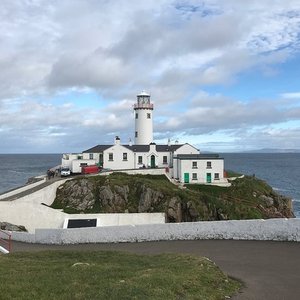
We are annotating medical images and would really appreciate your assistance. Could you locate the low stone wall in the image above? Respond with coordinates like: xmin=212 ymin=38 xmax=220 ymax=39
xmin=98 ymin=168 xmax=166 ymax=176
xmin=10 ymin=231 xmax=36 ymax=243
xmin=6 ymin=218 xmax=300 ymax=244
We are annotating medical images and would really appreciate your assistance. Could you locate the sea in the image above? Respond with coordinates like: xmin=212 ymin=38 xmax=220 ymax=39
xmin=0 ymin=153 xmax=299 ymax=218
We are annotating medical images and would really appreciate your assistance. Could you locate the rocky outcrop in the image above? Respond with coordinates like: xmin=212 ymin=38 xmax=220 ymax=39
xmin=52 ymin=174 xmax=295 ymax=221
xmin=258 ymin=193 xmax=294 ymax=218
xmin=138 ymin=186 xmax=164 ymax=212
xmin=54 ymin=177 xmax=200 ymax=221
xmin=56 ymin=179 xmax=95 ymax=211
xmin=98 ymin=185 xmax=129 ymax=212
xmin=0 ymin=222 xmax=27 ymax=232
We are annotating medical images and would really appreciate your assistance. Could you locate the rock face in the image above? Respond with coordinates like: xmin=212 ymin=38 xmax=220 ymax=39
xmin=98 ymin=185 xmax=129 ymax=212
xmin=258 ymin=193 xmax=294 ymax=218
xmin=0 ymin=222 xmax=27 ymax=232
xmin=56 ymin=179 xmax=95 ymax=211
xmin=138 ymin=186 xmax=164 ymax=212
xmin=52 ymin=174 xmax=295 ymax=221
xmin=54 ymin=177 xmax=200 ymax=222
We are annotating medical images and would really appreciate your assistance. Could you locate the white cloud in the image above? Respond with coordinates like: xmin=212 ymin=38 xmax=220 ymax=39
xmin=281 ymin=92 xmax=300 ymax=99
xmin=1 ymin=0 xmax=300 ymax=152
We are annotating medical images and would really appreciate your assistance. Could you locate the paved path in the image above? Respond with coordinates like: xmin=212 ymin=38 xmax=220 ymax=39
xmin=11 ymin=239 xmax=300 ymax=300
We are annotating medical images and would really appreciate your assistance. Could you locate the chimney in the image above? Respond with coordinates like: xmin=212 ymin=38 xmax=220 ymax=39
xmin=149 ymin=142 xmax=156 ymax=152
xmin=129 ymin=138 xmax=132 ymax=147
xmin=167 ymin=138 xmax=171 ymax=146
xmin=114 ymin=136 xmax=121 ymax=145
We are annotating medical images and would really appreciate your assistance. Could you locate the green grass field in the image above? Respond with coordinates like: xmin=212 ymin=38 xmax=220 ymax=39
xmin=0 ymin=250 xmax=242 ymax=299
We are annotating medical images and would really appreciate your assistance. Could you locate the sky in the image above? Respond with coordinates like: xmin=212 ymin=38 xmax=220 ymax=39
xmin=1 ymin=0 xmax=300 ymax=153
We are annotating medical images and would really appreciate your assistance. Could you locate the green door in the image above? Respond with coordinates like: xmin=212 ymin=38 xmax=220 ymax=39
xmin=151 ymin=155 xmax=155 ymax=168
xmin=206 ymin=173 xmax=211 ymax=183
xmin=184 ymin=173 xmax=189 ymax=183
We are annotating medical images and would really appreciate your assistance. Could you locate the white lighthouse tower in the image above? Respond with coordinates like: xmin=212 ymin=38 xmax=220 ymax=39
xmin=134 ymin=91 xmax=153 ymax=145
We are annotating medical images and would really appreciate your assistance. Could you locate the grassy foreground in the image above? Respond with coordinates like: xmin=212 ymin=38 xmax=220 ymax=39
xmin=0 ymin=250 xmax=241 ymax=299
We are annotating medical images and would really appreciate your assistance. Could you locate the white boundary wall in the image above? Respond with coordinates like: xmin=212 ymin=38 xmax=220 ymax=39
xmin=98 ymin=168 xmax=166 ymax=176
xmin=4 ymin=218 xmax=300 ymax=244
xmin=64 ymin=213 xmax=165 ymax=228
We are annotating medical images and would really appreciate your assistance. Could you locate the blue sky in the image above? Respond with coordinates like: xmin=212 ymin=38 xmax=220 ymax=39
xmin=0 ymin=0 xmax=300 ymax=153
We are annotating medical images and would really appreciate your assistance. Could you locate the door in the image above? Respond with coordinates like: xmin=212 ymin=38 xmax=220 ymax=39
xmin=99 ymin=153 xmax=103 ymax=167
xmin=151 ymin=155 xmax=155 ymax=168
xmin=206 ymin=173 xmax=211 ymax=183
xmin=184 ymin=173 xmax=189 ymax=183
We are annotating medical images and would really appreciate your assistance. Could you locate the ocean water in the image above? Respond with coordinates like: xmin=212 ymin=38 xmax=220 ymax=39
xmin=0 ymin=153 xmax=299 ymax=217
xmin=0 ymin=154 xmax=61 ymax=194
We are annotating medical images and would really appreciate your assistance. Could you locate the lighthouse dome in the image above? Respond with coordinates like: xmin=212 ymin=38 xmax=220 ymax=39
xmin=137 ymin=90 xmax=150 ymax=97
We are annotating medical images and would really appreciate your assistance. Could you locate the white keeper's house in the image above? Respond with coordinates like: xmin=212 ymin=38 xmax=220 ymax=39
xmin=62 ymin=91 xmax=227 ymax=185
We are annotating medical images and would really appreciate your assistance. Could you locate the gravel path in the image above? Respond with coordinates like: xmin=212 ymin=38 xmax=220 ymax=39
xmin=11 ymin=239 xmax=300 ymax=300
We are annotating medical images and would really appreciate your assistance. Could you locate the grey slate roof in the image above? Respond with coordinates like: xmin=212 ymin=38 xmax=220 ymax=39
xmin=174 ymin=154 xmax=223 ymax=160
xmin=156 ymin=144 xmax=184 ymax=152
xmin=83 ymin=145 xmax=112 ymax=153
xmin=83 ymin=144 xmax=185 ymax=153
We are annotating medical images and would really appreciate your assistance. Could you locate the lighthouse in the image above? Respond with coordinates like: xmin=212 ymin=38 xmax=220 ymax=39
xmin=134 ymin=91 xmax=153 ymax=145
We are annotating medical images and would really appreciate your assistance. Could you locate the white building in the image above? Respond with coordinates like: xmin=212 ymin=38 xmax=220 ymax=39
xmin=62 ymin=92 xmax=226 ymax=184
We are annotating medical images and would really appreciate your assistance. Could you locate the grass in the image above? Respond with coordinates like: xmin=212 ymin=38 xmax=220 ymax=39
xmin=0 ymin=250 xmax=242 ymax=300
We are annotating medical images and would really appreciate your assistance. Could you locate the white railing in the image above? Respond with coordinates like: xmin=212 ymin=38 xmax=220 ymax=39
xmin=0 ymin=230 xmax=12 ymax=253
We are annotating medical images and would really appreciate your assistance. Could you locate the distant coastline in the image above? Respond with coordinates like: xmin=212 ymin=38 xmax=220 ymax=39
xmin=240 ymin=148 xmax=300 ymax=153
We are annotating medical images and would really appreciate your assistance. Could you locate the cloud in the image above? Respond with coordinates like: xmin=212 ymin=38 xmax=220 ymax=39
xmin=155 ymin=92 xmax=300 ymax=136
xmin=281 ymin=92 xmax=300 ymax=99
xmin=1 ymin=1 xmax=300 ymax=152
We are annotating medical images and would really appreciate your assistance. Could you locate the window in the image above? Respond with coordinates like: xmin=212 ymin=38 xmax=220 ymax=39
xmin=77 ymin=155 xmax=83 ymax=160
xmin=207 ymin=161 xmax=212 ymax=169
xmin=109 ymin=153 xmax=113 ymax=161
xmin=192 ymin=161 xmax=197 ymax=169
xmin=123 ymin=153 xmax=127 ymax=161
xmin=163 ymin=156 xmax=167 ymax=164
xmin=80 ymin=163 xmax=87 ymax=167
xmin=147 ymin=113 xmax=151 ymax=119
xmin=214 ymin=173 xmax=220 ymax=180
xmin=135 ymin=131 xmax=138 ymax=138
xmin=138 ymin=156 xmax=143 ymax=164
xmin=89 ymin=153 xmax=93 ymax=160
xmin=192 ymin=173 xmax=197 ymax=180
xmin=135 ymin=113 xmax=138 ymax=119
